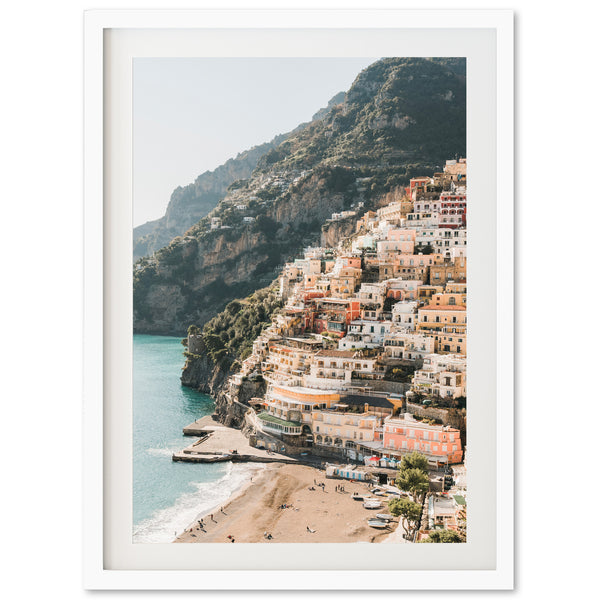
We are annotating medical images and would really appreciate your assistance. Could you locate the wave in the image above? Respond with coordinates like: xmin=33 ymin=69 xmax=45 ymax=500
xmin=132 ymin=463 xmax=265 ymax=544
xmin=146 ymin=447 xmax=179 ymax=457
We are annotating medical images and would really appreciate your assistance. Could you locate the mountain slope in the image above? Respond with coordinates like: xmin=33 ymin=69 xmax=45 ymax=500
xmin=133 ymin=93 xmax=347 ymax=260
xmin=133 ymin=139 xmax=282 ymax=260
xmin=133 ymin=57 xmax=466 ymax=335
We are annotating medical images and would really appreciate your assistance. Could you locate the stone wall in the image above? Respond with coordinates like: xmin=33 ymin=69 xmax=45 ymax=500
xmin=364 ymin=380 xmax=411 ymax=395
xmin=406 ymin=402 xmax=449 ymax=423
xmin=405 ymin=402 xmax=467 ymax=445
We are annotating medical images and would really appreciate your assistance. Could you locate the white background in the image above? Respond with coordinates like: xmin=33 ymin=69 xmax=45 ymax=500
xmin=0 ymin=0 xmax=597 ymax=598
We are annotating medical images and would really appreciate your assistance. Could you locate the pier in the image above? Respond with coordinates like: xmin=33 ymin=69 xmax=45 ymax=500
xmin=173 ymin=415 xmax=322 ymax=467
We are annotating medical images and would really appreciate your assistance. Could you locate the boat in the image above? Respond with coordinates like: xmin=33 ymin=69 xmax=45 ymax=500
xmin=363 ymin=500 xmax=383 ymax=509
xmin=351 ymin=493 xmax=364 ymax=501
xmin=367 ymin=519 xmax=389 ymax=529
xmin=376 ymin=514 xmax=393 ymax=521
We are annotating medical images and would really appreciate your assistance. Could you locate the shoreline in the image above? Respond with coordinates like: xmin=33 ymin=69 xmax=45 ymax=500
xmin=180 ymin=462 xmax=269 ymax=535
xmin=174 ymin=462 xmax=405 ymax=544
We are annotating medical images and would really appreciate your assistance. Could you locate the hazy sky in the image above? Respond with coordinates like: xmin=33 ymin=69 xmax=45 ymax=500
xmin=133 ymin=57 xmax=378 ymax=227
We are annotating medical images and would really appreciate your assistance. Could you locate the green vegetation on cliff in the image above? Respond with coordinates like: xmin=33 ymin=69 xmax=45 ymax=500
xmin=184 ymin=286 xmax=282 ymax=370
xmin=255 ymin=57 xmax=466 ymax=173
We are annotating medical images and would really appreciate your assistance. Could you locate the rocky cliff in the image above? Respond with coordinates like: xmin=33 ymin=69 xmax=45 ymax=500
xmin=320 ymin=216 xmax=359 ymax=248
xmin=181 ymin=332 xmax=268 ymax=428
xmin=180 ymin=334 xmax=230 ymax=395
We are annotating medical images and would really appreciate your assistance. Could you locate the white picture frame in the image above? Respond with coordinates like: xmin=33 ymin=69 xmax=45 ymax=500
xmin=84 ymin=7 xmax=513 ymax=590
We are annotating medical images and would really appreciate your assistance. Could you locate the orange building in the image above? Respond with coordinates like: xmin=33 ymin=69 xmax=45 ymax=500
xmin=382 ymin=413 xmax=463 ymax=464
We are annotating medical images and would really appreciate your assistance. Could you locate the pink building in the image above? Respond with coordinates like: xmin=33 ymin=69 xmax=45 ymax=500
xmin=382 ymin=413 xmax=463 ymax=465
xmin=439 ymin=189 xmax=467 ymax=228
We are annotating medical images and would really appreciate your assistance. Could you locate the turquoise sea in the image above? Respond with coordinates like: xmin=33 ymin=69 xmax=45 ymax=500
xmin=133 ymin=334 xmax=257 ymax=543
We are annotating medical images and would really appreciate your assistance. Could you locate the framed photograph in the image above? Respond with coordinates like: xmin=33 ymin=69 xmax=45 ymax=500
xmin=84 ymin=6 xmax=513 ymax=590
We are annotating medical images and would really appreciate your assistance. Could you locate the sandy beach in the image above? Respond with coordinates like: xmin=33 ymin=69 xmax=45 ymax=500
xmin=174 ymin=463 xmax=405 ymax=543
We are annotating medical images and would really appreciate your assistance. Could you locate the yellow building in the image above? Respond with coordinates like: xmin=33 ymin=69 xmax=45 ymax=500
xmin=429 ymin=256 xmax=467 ymax=285
xmin=428 ymin=292 xmax=466 ymax=307
xmin=417 ymin=305 xmax=467 ymax=334
xmin=329 ymin=267 xmax=362 ymax=298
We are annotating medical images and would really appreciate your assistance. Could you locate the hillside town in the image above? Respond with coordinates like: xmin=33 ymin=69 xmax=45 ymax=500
xmin=185 ymin=158 xmax=468 ymax=540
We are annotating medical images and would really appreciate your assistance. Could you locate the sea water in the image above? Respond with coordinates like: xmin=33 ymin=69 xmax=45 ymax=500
xmin=133 ymin=334 xmax=256 ymax=543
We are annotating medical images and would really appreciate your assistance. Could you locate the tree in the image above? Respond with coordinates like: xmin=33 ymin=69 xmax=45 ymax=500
xmin=399 ymin=451 xmax=429 ymax=473
xmin=388 ymin=498 xmax=422 ymax=538
xmin=419 ymin=529 xmax=464 ymax=543
xmin=187 ymin=324 xmax=201 ymax=336
xmin=396 ymin=468 xmax=430 ymax=503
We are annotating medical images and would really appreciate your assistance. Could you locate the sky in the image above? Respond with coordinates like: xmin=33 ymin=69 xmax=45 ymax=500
xmin=133 ymin=57 xmax=378 ymax=227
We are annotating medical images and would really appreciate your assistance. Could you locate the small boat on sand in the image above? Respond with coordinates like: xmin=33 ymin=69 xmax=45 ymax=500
xmin=375 ymin=514 xmax=393 ymax=521
xmin=352 ymin=493 xmax=365 ymax=501
xmin=363 ymin=500 xmax=383 ymax=509
xmin=367 ymin=519 xmax=389 ymax=529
